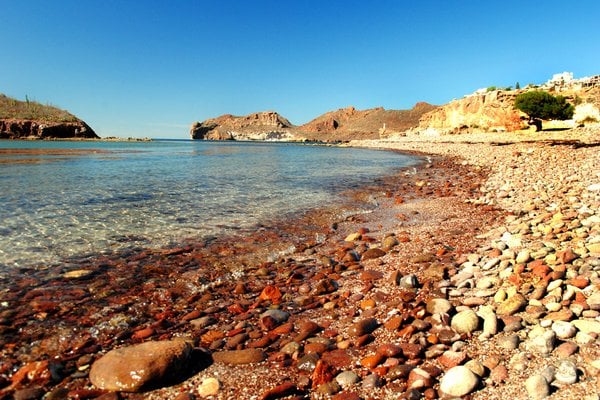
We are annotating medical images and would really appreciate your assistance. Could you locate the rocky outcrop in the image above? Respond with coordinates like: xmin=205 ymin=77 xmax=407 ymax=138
xmin=190 ymin=104 xmax=437 ymax=142
xmin=298 ymin=103 xmax=437 ymax=141
xmin=0 ymin=94 xmax=98 ymax=139
xmin=412 ymin=90 xmax=526 ymax=136
xmin=0 ymin=119 xmax=98 ymax=139
xmin=190 ymin=111 xmax=295 ymax=140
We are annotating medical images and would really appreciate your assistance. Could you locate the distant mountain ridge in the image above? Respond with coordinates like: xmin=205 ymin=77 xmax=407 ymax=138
xmin=189 ymin=102 xmax=438 ymax=142
xmin=0 ymin=94 xmax=98 ymax=139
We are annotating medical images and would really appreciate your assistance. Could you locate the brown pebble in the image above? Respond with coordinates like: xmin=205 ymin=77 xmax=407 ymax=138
xmin=212 ymin=348 xmax=266 ymax=365
xmin=490 ymin=364 xmax=509 ymax=384
xmin=400 ymin=343 xmax=423 ymax=360
xmin=348 ymin=318 xmax=378 ymax=337
xmin=294 ymin=320 xmax=320 ymax=342
xmin=384 ymin=315 xmax=403 ymax=331
xmin=376 ymin=343 xmax=403 ymax=358
xmin=361 ymin=248 xmax=387 ymax=261
xmin=555 ymin=342 xmax=578 ymax=357
xmin=305 ymin=342 xmax=329 ymax=355
xmin=360 ymin=353 xmax=384 ymax=369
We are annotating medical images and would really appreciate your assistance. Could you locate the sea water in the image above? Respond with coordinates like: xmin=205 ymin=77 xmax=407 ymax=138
xmin=0 ymin=140 xmax=418 ymax=269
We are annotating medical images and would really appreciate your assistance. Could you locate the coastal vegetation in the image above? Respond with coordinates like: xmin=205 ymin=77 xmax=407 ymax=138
xmin=0 ymin=93 xmax=79 ymax=123
xmin=514 ymin=90 xmax=575 ymax=131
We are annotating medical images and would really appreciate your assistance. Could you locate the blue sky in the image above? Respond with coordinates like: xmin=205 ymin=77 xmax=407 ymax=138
xmin=2 ymin=1 xmax=599 ymax=138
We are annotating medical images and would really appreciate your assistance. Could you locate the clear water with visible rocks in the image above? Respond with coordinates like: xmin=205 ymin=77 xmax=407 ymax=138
xmin=0 ymin=140 xmax=417 ymax=268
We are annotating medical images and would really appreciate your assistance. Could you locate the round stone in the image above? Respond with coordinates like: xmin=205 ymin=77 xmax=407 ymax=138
xmin=439 ymin=366 xmax=479 ymax=397
xmin=335 ymin=371 xmax=361 ymax=387
xmin=525 ymin=374 xmax=550 ymax=400
xmin=426 ymin=298 xmax=453 ymax=315
xmin=554 ymin=360 xmax=578 ymax=385
xmin=197 ymin=377 xmax=221 ymax=397
xmin=526 ymin=330 xmax=556 ymax=355
xmin=451 ymin=309 xmax=479 ymax=334
xmin=551 ymin=321 xmax=577 ymax=339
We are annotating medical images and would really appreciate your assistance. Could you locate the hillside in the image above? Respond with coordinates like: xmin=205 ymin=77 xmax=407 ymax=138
xmin=190 ymin=103 xmax=438 ymax=142
xmin=0 ymin=94 xmax=98 ymax=139
xmin=410 ymin=77 xmax=600 ymax=136
xmin=297 ymin=102 xmax=438 ymax=141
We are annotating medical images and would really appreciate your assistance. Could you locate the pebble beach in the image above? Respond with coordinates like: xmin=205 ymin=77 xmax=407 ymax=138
xmin=1 ymin=128 xmax=599 ymax=400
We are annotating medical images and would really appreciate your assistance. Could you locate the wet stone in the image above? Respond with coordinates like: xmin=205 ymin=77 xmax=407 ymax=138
xmin=348 ymin=317 xmax=378 ymax=337
xmin=335 ymin=371 xmax=361 ymax=387
xmin=362 ymin=373 xmax=382 ymax=389
xmin=89 ymin=340 xmax=193 ymax=392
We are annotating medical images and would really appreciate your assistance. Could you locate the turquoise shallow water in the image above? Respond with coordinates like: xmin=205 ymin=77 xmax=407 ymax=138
xmin=0 ymin=140 xmax=418 ymax=268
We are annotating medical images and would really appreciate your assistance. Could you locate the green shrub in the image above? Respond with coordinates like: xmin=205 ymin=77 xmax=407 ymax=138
xmin=514 ymin=91 xmax=574 ymax=131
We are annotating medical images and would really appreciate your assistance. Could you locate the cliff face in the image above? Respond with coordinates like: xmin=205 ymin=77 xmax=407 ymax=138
xmin=0 ymin=119 xmax=98 ymax=139
xmin=0 ymin=94 xmax=98 ymax=139
xmin=190 ymin=111 xmax=295 ymax=140
xmin=298 ymin=103 xmax=438 ymax=141
xmin=413 ymin=90 xmax=526 ymax=135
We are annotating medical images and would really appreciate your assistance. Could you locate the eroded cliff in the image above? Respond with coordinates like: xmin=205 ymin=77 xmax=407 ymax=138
xmin=190 ymin=111 xmax=295 ymax=140
xmin=0 ymin=94 xmax=98 ymax=139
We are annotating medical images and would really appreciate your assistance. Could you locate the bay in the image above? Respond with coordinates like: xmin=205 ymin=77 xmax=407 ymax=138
xmin=0 ymin=139 xmax=418 ymax=269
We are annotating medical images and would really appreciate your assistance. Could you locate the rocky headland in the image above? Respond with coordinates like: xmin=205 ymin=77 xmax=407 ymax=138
xmin=0 ymin=94 xmax=98 ymax=140
xmin=190 ymin=111 xmax=295 ymax=141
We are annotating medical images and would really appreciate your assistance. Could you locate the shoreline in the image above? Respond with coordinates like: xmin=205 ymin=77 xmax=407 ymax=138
xmin=1 ymin=130 xmax=599 ymax=399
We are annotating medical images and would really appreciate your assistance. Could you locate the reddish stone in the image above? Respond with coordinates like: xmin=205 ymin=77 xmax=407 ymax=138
xmin=400 ymin=343 xmax=423 ymax=360
xmin=332 ymin=391 xmax=362 ymax=400
xmin=360 ymin=353 xmax=384 ymax=369
xmin=180 ymin=310 xmax=201 ymax=321
xmin=259 ymin=285 xmax=282 ymax=304
xmin=271 ymin=322 xmax=294 ymax=335
xmin=567 ymin=277 xmax=589 ymax=289
xmin=529 ymin=260 xmax=550 ymax=277
xmin=321 ymin=349 xmax=353 ymax=369
xmin=131 ymin=327 xmax=154 ymax=340
xmin=384 ymin=315 xmax=403 ymax=331
xmin=397 ymin=325 xmax=416 ymax=340
xmin=376 ymin=343 xmax=403 ymax=358
xmin=311 ymin=360 xmax=337 ymax=389
xmin=260 ymin=381 xmax=298 ymax=400
xmin=305 ymin=342 xmax=329 ymax=355
xmin=490 ymin=364 xmax=509 ymax=384
xmin=555 ymin=342 xmax=578 ymax=358
xmin=438 ymin=351 xmax=467 ymax=369
xmin=556 ymin=248 xmax=578 ymax=264
xmin=360 ymin=270 xmax=384 ymax=281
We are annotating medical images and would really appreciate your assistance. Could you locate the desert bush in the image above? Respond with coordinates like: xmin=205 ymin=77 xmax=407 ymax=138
xmin=573 ymin=103 xmax=600 ymax=126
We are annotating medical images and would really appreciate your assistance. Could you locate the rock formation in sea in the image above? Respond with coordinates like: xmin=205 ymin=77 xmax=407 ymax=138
xmin=0 ymin=94 xmax=98 ymax=139
xmin=190 ymin=111 xmax=295 ymax=141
